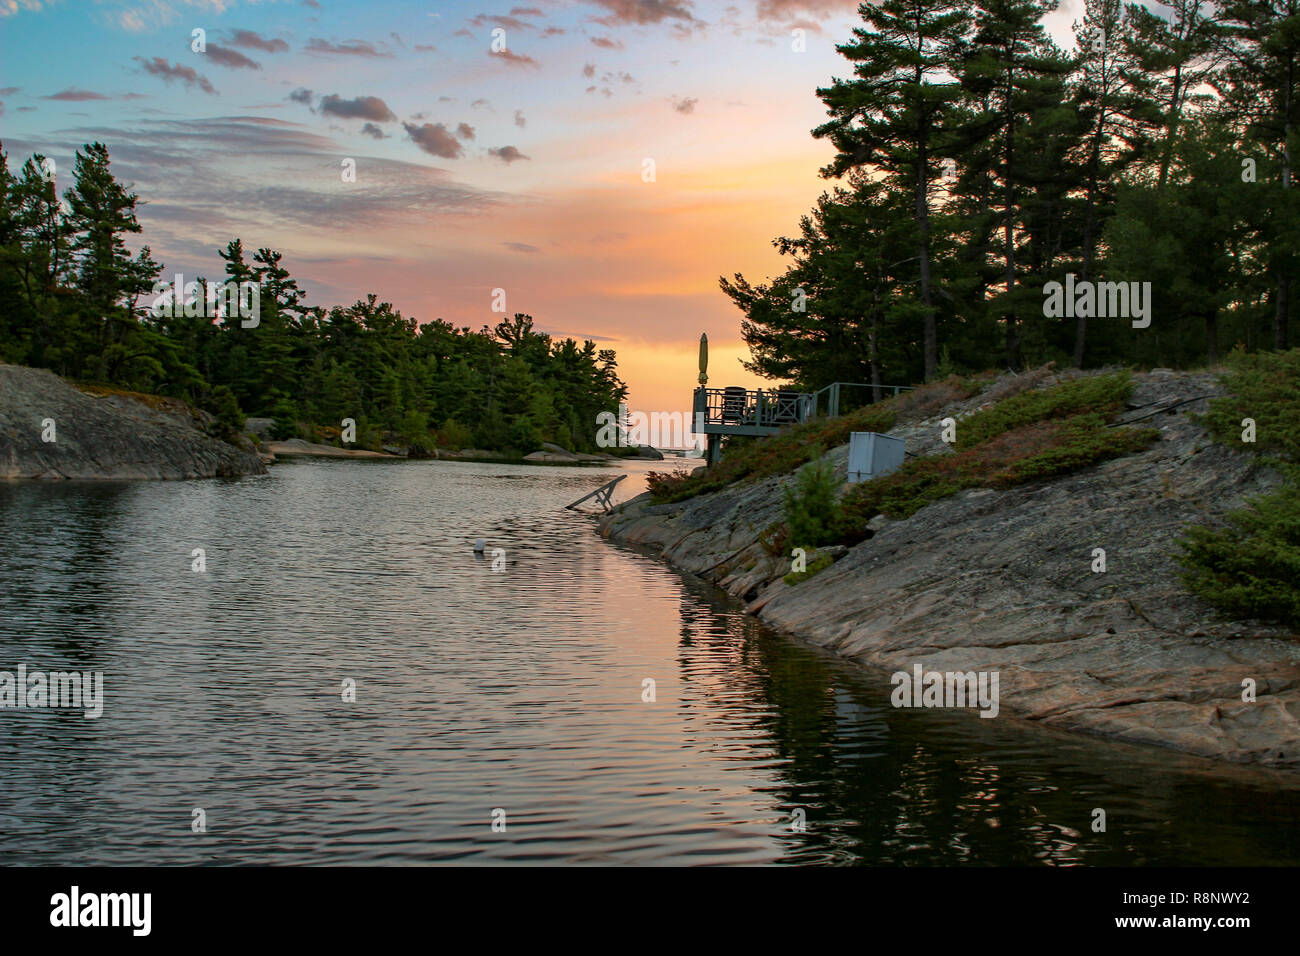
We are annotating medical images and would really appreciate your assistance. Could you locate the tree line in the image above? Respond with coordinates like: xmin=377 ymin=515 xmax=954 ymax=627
xmin=0 ymin=142 xmax=629 ymax=454
xmin=722 ymin=0 xmax=1298 ymax=394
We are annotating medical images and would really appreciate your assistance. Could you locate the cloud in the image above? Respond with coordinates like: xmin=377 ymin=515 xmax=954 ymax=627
xmin=591 ymin=0 xmax=698 ymax=25
xmin=754 ymin=0 xmax=861 ymax=19
xmin=471 ymin=98 xmax=491 ymax=109
xmin=289 ymin=87 xmax=315 ymax=107
xmin=133 ymin=58 xmax=217 ymax=95
xmin=510 ymin=6 xmax=544 ymax=15
xmin=42 ymin=88 xmax=112 ymax=101
xmin=583 ymin=63 xmax=596 ymax=78
xmin=490 ymin=48 xmax=539 ymax=67
xmin=673 ymin=96 xmax=698 ymax=114
xmin=457 ymin=122 xmax=476 ymax=140
xmin=305 ymin=38 xmax=392 ymax=58
xmin=403 ymin=122 xmax=464 ymax=159
xmin=514 ymin=110 xmax=526 ymax=128
xmin=228 ymin=29 xmax=289 ymax=53
xmin=591 ymin=36 xmax=625 ymax=49
xmin=19 ymin=117 xmax=498 ymax=234
xmin=206 ymin=45 xmax=261 ymax=70
xmin=504 ymin=241 xmax=539 ymax=253
xmin=415 ymin=43 xmax=437 ymax=52
xmin=0 ymin=87 xmax=19 ymax=96
xmin=360 ymin=123 xmax=387 ymax=139
xmin=542 ymin=26 xmax=565 ymax=36
xmin=319 ymin=94 xmax=398 ymax=122
xmin=469 ymin=14 xmax=535 ymax=30
xmin=453 ymin=28 xmax=473 ymax=38
xmin=0 ymin=0 xmax=42 ymax=18
xmin=489 ymin=145 xmax=529 ymax=163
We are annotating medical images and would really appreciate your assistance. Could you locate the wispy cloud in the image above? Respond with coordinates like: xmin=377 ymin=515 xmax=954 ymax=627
xmin=228 ymin=29 xmax=289 ymax=54
xmin=590 ymin=0 xmax=698 ymax=26
xmin=206 ymin=45 xmax=261 ymax=70
xmin=469 ymin=14 xmax=535 ymax=31
xmin=133 ymin=57 xmax=217 ymax=95
xmin=42 ymin=88 xmax=112 ymax=101
xmin=305 ymin=38 xmax=393 ymax=58
xmin=490 ymin=48 xmax=539 ymax=68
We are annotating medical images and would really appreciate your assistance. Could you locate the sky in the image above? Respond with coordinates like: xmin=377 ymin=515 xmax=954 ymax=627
xmin=0 ymin=0 xmax=1088 ymax=416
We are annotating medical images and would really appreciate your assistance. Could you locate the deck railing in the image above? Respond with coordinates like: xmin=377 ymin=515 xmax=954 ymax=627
xmin=693 ymin=387 xmax=814 ymax=430
xmin=812 ymin=382 xmax=915 ymax=419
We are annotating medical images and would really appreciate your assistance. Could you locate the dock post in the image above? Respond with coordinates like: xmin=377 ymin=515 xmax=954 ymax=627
xmin=707 ymin=435 xmax=722 ymax=466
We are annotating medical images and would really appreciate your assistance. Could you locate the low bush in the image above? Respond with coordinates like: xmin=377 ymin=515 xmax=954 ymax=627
xmin=1177 ymin=347 xmax=1300 ymax=627
xmin=955 ymin=371 xmax=1134 ymax=450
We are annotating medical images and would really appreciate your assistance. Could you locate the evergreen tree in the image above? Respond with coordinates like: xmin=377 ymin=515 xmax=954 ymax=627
xmin=957 ymin=0 xmax=1074 ymax=367
xmin=814 ymin=0 xmax=972 ymax=379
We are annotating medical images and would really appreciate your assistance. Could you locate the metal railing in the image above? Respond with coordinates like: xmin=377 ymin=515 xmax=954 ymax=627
xmin=812 ymin=381 xmax=914 ymax=419
xmin=694 ymin=387 xmax=814 ymax=429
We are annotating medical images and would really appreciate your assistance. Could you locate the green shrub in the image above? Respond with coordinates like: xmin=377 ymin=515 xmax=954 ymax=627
xmin=436 ymin=417 xmax=473 ymax=451
xmin=955 ymin=371 xmax=1134 ymax=450
xmin=782 ymin=454 xmax=842 ymax=549
xmin=269 ymin=397 xmax=299 ymax=440
xmin=203 ymin=384 xmax=245 ymax=441
xmin=1179 ymin=483 xmax=1300 ymax=626
xmin=1177 ymin=348 xmax=1300 ymax=627
xmin=1197 ymin=346 xmax=1300 ymax=463
xmin=645 ymin=467 xmax=696 ymax=497
xmin=784 ymin=550 xmax=834 ymax=585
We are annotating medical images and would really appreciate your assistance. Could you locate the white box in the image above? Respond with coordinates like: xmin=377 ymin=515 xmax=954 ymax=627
xmin=847 ymin=432 xmax=905 ymax=484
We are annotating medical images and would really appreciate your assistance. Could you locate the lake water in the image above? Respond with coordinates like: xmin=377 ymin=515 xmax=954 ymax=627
xmin=1 ymin=458 xmax=1298 ymax=866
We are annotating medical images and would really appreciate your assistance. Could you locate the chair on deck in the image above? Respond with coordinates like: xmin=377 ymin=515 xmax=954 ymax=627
xmin=722 ymin=387 xmax=749 ymax=424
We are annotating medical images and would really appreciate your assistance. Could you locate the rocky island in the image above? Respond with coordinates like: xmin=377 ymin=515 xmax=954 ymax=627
xmin=0 ymin=364 xmax=266 ymax=480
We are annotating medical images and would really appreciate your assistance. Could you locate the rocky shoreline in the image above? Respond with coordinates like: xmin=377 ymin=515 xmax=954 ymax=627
xmin=600 ymin=369 xmax=1300 ymax=772
xmin=1 ymin=367 xmax=666 ymax=477
xmin=1 ymin=365 xmax=266 ymax=480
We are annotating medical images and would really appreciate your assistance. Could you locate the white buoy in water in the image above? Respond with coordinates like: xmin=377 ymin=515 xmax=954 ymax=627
xmin=473 ymin=538 xmax=486 ymax=553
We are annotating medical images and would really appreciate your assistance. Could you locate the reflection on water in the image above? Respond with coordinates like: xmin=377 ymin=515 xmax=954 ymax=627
xmin=0 ymin=459 xmax=1298 ymax=865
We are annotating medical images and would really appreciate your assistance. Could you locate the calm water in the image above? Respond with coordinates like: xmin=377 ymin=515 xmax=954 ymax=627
xmin=1 ymin=459 xmax=1298 ymax=866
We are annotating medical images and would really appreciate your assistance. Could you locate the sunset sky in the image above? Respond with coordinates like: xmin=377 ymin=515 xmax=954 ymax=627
xmin=0 ymin=0 xmax=1085 ymax=416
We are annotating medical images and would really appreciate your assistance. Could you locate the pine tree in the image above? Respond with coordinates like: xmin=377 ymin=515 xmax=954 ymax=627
xmin=957 ymin=0 xmax=1074 ymax=367
xmin=1064 ymin=0 xmax=1162 ymax=364
xmin=813 ymin=0 xmax=972 ymax=380
xmin=1215 ymin=0 xmax=1300 ymax=349
xmin=64 ymin=143 xmax=146 ymax=366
